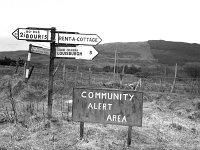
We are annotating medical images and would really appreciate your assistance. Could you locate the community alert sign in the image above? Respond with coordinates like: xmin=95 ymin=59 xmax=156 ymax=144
xmin=72 ymin=87 xmax=143 ymax=126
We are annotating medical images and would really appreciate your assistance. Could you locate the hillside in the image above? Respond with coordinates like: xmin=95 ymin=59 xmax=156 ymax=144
xmin=0 ymin=41 xmax=156 ymax=68
xmin=94 ymin=42 xmax=155 ymax=67
xmin=1 ymin=40 xmax=200 ymax=68
xmin=148 ymin=40 xmax=200 ymax=65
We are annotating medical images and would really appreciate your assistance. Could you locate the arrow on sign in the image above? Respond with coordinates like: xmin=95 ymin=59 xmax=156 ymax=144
xmin=12 ymin=28 xmax=51 ymax=42
xmin=12 ymin=29 xmax=19 ymax=40
xmin=55 ymin=45 xmax=98 ymax=60
xmin=56 ymin=32 xmax=102 ymax=46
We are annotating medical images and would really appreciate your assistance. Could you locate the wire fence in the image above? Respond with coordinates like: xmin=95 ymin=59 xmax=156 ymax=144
xmin=1 ymin=65 xmax=200 ymax=96
xmin=1 ymin=65 xmax=200 ymax=148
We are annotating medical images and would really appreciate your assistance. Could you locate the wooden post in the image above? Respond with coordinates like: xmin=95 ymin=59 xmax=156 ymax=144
xmin=80 ymin=122 xmax=84 ymax=140
xmin=120 ymin=65 xmax=125 ymax=87
xmin=61 ymin=97 xmax=63 ymax=119
xmin=164 ymin=65 xmax=167 ymax=83
xmin=88 ymin=67 xmax=91 ymax=86
xmin=53 ymin=62 xmax=60 ymax=77
xmin=75 ymin=66 xmax=79 ymax=87
xmin=171 ymin=63 xmax=177 ymax=93
xmin=47 ymin=27 xmax=56 ymax=119
xmin=63 ymin=64 xmax=66 ymax=81
xmin=61 ymin=64 xmax=65 ymax=119
xmin=79 ymin=66 xmax=85 ymax=140
xmin=113 ymin=50 xmax=117 ymax=80
xmin=28 ymin=66 xmax=34 ymax=80
xmin=43 ymin=101 xmax=45 ymax=121
xmin=15 ymin=60 xmax=19 ymax=74
xmin=127 ymin=126 xmax=132 ymax=147
xmin=23 ymin=62 xmax=26 ymax=78
xmin=25 ymin=44 xmax=32 ymax=83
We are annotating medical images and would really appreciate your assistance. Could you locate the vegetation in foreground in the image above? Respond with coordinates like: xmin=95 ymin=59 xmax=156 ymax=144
xmin=0 ymin=68 xmax=200 ymax=150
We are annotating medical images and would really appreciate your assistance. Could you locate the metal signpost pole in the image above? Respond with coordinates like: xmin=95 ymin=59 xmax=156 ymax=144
xmin=47 ymin=27 xmax=56 ymax=119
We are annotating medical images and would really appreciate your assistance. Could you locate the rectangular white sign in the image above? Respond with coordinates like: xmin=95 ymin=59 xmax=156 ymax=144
xmin=56 ymin=46 xmax=98 ymax=60
xmin=31 ymin=45 xmax=50 ymax=55
xmin=12 ymin=28 xmax=51 ymax=41
xmin=56 ymin=33 xmax=102 ymax=46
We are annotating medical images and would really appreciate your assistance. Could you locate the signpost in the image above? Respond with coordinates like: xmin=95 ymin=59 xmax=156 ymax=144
xmin=12 ymin=27 xmax=101 ymax=120
xmin=55 ymin=45 xmax=98 ymax=60
xmin=56 ymin=32 xmax=102 ymax=45
xmin=31 ymin=45 xmax=50 ymax=55
xmin=12 ymin=28 xmax=51 ymax=42
xmin=73 ymin=87 xmax=143 ymax=126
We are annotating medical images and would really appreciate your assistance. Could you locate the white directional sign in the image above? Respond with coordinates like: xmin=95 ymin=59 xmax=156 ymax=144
xmin=12 ymin=28 xmax=51 ymax=42
xmin=56 ymin=33 xmax=102 ymax=46
xmin=31 ymin=45 xmax=50 ymax=55
xmin=56 ymin=46 xmax=98 ymax=60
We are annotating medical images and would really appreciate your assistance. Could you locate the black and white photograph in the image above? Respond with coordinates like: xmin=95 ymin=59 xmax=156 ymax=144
xmin=0 ymin=0 xmax=200 ymax=149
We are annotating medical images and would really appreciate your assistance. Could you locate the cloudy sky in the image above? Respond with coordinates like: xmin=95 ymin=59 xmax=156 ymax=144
xmin=0 ymin=0 xmax=200 ymax=51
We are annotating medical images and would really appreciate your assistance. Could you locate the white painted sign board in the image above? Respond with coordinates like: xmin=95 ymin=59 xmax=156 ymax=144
xmin=56 ymin=46 xmax=98 ymax=60
xmin=31 ymin=45 xmax=50 ymax=55
xmin=12 ymin=28 xmax=51 ymax=42
xmin=56 ymin=33 xmax=102 ymax=46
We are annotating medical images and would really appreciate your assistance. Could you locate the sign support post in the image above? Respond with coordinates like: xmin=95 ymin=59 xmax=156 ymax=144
xmin=47 ymin=27 xmax=56 ymax=119
xmin=127 ymin=126 xmax=132 ymax=147
xmin=25 ymin=44 xmax=32 ymax=83
xmin=80 ymin=122 xmax=84 ymax=140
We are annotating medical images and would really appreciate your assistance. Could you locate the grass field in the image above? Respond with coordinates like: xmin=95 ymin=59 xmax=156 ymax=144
xmin=0 ymin=66 xmax=200 ymax=150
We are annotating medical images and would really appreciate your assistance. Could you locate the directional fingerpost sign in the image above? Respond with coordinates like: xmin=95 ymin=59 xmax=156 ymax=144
xmin=56 ymin=45 xmax=98 ymax=60
xmin=56 ymin=32 xmax=102 ymax=46
xmin=12 ymin=28 xmax=51 ymax=42
xmin=31 ymin=45 xmax=50 ymax=55
xmin=12 ymin=27 xmax=102 ymax=124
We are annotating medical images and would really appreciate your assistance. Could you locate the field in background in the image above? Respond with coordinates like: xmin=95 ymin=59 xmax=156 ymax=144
xmin=0 ymin=65 xmax=200 ymax=150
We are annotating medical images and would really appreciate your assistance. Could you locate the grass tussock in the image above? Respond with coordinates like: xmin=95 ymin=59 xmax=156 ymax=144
xmin=0 ymin=73 xmax=200 ymax=150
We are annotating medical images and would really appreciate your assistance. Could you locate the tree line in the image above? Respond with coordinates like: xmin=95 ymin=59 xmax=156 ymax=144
xmin=0 ymin=57 xmax=25 ymax=67
xmin=2 ymin=56 xmax=200 ymax=79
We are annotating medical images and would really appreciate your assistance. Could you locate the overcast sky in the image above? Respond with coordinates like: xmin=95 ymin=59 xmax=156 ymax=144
xmin=0 ymin=0 xmax=200 ymax=47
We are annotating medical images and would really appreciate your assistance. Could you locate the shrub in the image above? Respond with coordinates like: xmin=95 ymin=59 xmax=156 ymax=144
xmin=124 ymin=65 xmax=141 ymax=74
xmin=183 ymin=62 xmax=200 ymax=79
xmin=102 ymin=65 xmax=141 ymax=75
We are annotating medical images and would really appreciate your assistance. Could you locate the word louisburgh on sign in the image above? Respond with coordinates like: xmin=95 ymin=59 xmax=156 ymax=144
xmin=73 ymin=87 xmax=143 ymax=126
xmin=55 ymin=46 xmax=98 ymax=60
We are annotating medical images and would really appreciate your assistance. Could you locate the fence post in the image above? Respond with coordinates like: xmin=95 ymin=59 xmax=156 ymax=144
xmin=63 ymin=64 xmax=66 ymax=81
xmin=75 ymin=66 xmax=79 ymax=87
xmin=88 ymin=67 xmax=91 ymax=86
xmin=171 ymin=63 xmax=177 ymax=93
xmin=15 ymin=60 xmax=19 ymax=74
xmin=164 ymin=65 xmax=167 ymax=83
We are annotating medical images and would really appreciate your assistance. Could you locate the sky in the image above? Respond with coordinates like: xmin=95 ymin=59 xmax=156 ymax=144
xmin=0 ymin=0 xmax=200 ymax=51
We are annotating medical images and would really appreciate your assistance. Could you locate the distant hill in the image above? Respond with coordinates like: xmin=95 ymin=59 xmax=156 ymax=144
xmin=1 ymin=39 xmax=200 ymax=68
xmin=94 ymin=42 xmax=155 ymax=67
xmin=148 ymin=40 xmax=200 ymax=65
xmin=0 ymin=41 xmax=156 ymax=68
